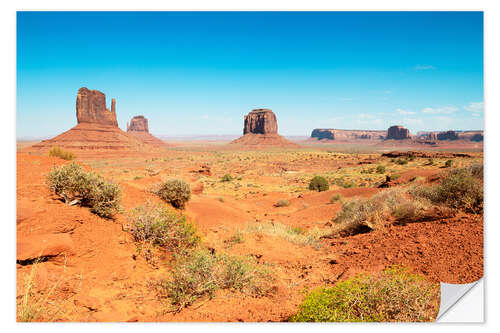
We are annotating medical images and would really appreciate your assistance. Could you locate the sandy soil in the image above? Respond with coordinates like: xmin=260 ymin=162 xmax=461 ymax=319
xmin=16 ymin=141 xmax=483 ymax=322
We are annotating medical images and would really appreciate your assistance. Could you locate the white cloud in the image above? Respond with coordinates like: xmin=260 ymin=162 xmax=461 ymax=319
xmin=414 ymin=64 xmax=436 ymax=71
xmin=464 ymin=102 xmax=484 ymax=116
xmin=396 ymin=108 xmax=416 ymax=115
xmin=421 ymin=106 xmax=458 ymax=114
xmin=358 ymin=113 xmax=374 ymax=120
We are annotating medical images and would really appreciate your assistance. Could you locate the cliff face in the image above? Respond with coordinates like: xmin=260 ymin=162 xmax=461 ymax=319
xmin=76 ymin=87 xmax=118 ymax=127
xmin=386 ymin=125 xmax=411 ymax=140
xmin=127 ymin=116 xmax=149 ymax=133
xmin=243 ymin=109 xmax=278 ymax=135
xmin=311 ymin=129 xmax=386 ymax=141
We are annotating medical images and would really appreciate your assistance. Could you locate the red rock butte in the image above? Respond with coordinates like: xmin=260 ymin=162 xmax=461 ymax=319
xmin=386 ymin=125 xmax=411 ymax=140
xmin=231 ymin=109 xmax=298 ymax=147
xmin=27 ymin=87 xmax=162 ymax=155
xmin=127 ymin=115 xmax=169 ymax=147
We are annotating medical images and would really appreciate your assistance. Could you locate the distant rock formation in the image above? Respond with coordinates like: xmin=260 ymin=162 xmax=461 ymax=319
xmin=27 ymin=88 xmax=165 ymax=155
xmin=311 ymin=129 xmax=386 ymax=141
xmin=76 ymin=87 xmax=118 ymax=127
xmin=244 ymin=109 xmax=278 ymax=135
xmin=386 ymin=125 xmax=411 ymax=140
xmin=126 ymin=115 xmax=169 ymax=147
xmin=437 ymin=130 xmax=459 ymax=141
xmin=127 ymin=115 xmax=149 ymax=133
xmin=231 ymin=108 xmax=297 ymax=147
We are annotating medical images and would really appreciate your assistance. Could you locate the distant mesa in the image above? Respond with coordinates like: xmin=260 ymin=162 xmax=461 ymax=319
xmin=417 ymin=130 xmax=483 ymax=142
xmin=27 ymin=87 xmax=163 ymax=155
xmin=311 ymin=129 xmax=386 ymax=141
xmin=231 ymin=109 xmax=298 ymax=147
xmin=386 ymin=125 xmax=411 ymax=140
xmin=127 ymin=115 xmax=169 ymax=147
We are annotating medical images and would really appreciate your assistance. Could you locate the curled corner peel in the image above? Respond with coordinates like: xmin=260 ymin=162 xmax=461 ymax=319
xmin=436 ymin=278 xmax=482 ymax=321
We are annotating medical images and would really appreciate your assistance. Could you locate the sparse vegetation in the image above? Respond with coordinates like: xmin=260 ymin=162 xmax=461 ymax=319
xmin=290 ymin=266 xmax=439 ymax=322
xmin=46 ymin=162 xmax=121 ymax=218
xmin=376 ymin=165 xmax=386 ymax=174
xmin=127 ymin=201 xmax=199 ymax=253
xmin=445 ymin=159 xmax=453 ymax=168
xmin=395 ymin=158 xmax=408 ymax=165
xmin=332 ymin=188 xmax=428 ymax=236
xmin=246 ymin=222 xmax=328 ymax=248
xmin=156 ymin=179 xmax=191 ymax=209
xmin=411 ymin=164 xmax=483 ymax=214
xmin=156 ymin=249 xmax=273 ymax=310
xmin=221 ymin=174 xmax=234 ymax=182
xmin=330 ymin=194 xmax=342 ymax=203
xmin=275 ymin=199 xmax=290 ymax=207
xmin=309 ymin=176 xmax=329 ymax=192
xmin=48 ymin=146 xmax=75 ymax=160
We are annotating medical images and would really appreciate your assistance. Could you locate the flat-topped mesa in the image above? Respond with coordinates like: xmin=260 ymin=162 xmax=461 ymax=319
xmin=386 ymin=125 xmax=411 ymax=140
xmin=311 ymin=129 xmax=386 ymax=141
xmin=127 ymin=115 xmax=149 ymax=133
xmin=76 ymin=87 xmax=118 ymax=127
xmin=244 ymin=109 xmax=278 ymax=135
xmin=437 ymin=130 xmax=459 ymax=141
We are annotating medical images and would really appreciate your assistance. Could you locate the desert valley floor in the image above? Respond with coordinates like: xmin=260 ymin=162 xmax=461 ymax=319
xmin=16 ymin=141 xmax=483 ymax=322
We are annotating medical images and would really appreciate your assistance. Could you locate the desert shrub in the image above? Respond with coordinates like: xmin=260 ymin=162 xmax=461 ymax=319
xmin=246 ymin=222 xmax=328 ymax=248
xmin=396 ymin=158 xmax=408 ymax=165
xmin=48 ymin=146 xmax=75 ymax=160
xmin=426 ymin=158 xmax=435 ymax=166
xmin=410 ymin=164 xmax=483 ymax=213
xmin=333 ymin=188 xmax=427 ymax=236
xmin=290 ymin=266 xmax=439 ymax=322
xmin=159 ymin=249 xmax=273 ymax=309
xmin=445 ymin=160 xmax=453 ymax=168
xmin=376 ymin=165 xmax=386 ymax=174
xmin=127 ymin=202 xmax=199 ymax=253
xmin=343 ymin=181 xmax=355 ymax=188
xmin=275 ymin=199 xmax=290 ymax=207
xmin=390 ymin=173 xmax=401 ymax=180
xmin=221 ymin=174 xmax=234 ymax=182
xmin=46 ymin=162 xmax=121 ymax=218
xmin=408 ymin=156 xmax=416 ymax=161
xmin=309 ymin=176 xmax=329 ymax=192
xmin=156 ymin=179 xmax=191 ymax=209
xmin=330 ymin=194 xmax=342 ymax=203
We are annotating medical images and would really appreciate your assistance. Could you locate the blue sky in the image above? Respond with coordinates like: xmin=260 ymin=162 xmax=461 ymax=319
xmin=17 ymin=11 xmax=483 ymax=138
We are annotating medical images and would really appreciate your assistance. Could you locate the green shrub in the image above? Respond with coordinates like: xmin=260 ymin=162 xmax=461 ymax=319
xmin=376 ymin=165 xmax=386 ymax=174
xmin=221 ymin=174 xmax=234 ymax=182
xmin=396 ymin=158 xmax=408 ymax=165
xmin=426 ymin=158 xmax=435 ymax=166
xmin=411 ymin=164 xmax=483 ymax=213
xmin=156 ymin=179 xmax=191 ymax=209
xmin=390 ymin=173 xmax=401 ymax=180
xmin=127 ymin=202 xmax=199 ymax=253
xmin=275 ymin=199 xmax=290 ymax=207
xmin=445 ymin=160 xmax=453 ymax=168
xmin=48 ymin=146 xmax=75 ymax=160
xmin=159 ymin=249 xmax=273 ymax=309
xmin=330 ymin=194 xmax=342 ymax=203
xmin=343 ymin=181 xmax=355 ymax=188
xmin=290 ymin=266 xmax=439 ymax=322
xmin=46 ymin=162 xmax=121 ymax=218
xmin=309 ymin=176 xmax=329 ymax=192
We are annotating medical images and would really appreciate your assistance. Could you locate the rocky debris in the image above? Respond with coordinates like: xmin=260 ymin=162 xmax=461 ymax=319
xmin=437 ymin=130 xmax=459 ymax=141
xmin=382 ymin=151 xmax=472 ymax=158
xmin=311 ymin=129 xmax=386 ymax=141
xmin=17 ymin=233 xmax=74 ymax=263
xmin=190 ymin=165 xmax=212 ymax=176
xmin=386 ymin=125 xmax=411 ymax=140
xmin=127 ymin=115 xmax=149 ymax=133
xmin=74 ymin=295 xmax=102 ymax=312
xmin=244 ymin=109 xmax=278 ymax=135
xmin=76 ymin=87 xmax=118 ymax=127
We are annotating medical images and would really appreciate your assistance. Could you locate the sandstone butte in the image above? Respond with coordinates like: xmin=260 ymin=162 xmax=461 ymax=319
xmin=386 ymin=125 xmax=411 ymax=140
xmin=230 ymin=109 xmax=298 ymax=147
xmin=27 ymin=87 xmax=162 ymax=155
xmin=311 ymin=129 xmax=387 ymax=141
xmin=127 ymin=115 xmax=169 ymax=147
xmin=417 ymin=130 xmax=483 ymax=142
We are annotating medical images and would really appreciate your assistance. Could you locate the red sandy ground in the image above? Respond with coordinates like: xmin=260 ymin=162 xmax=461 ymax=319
xmin=16 ymin=150 xmax=483 ymax=322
